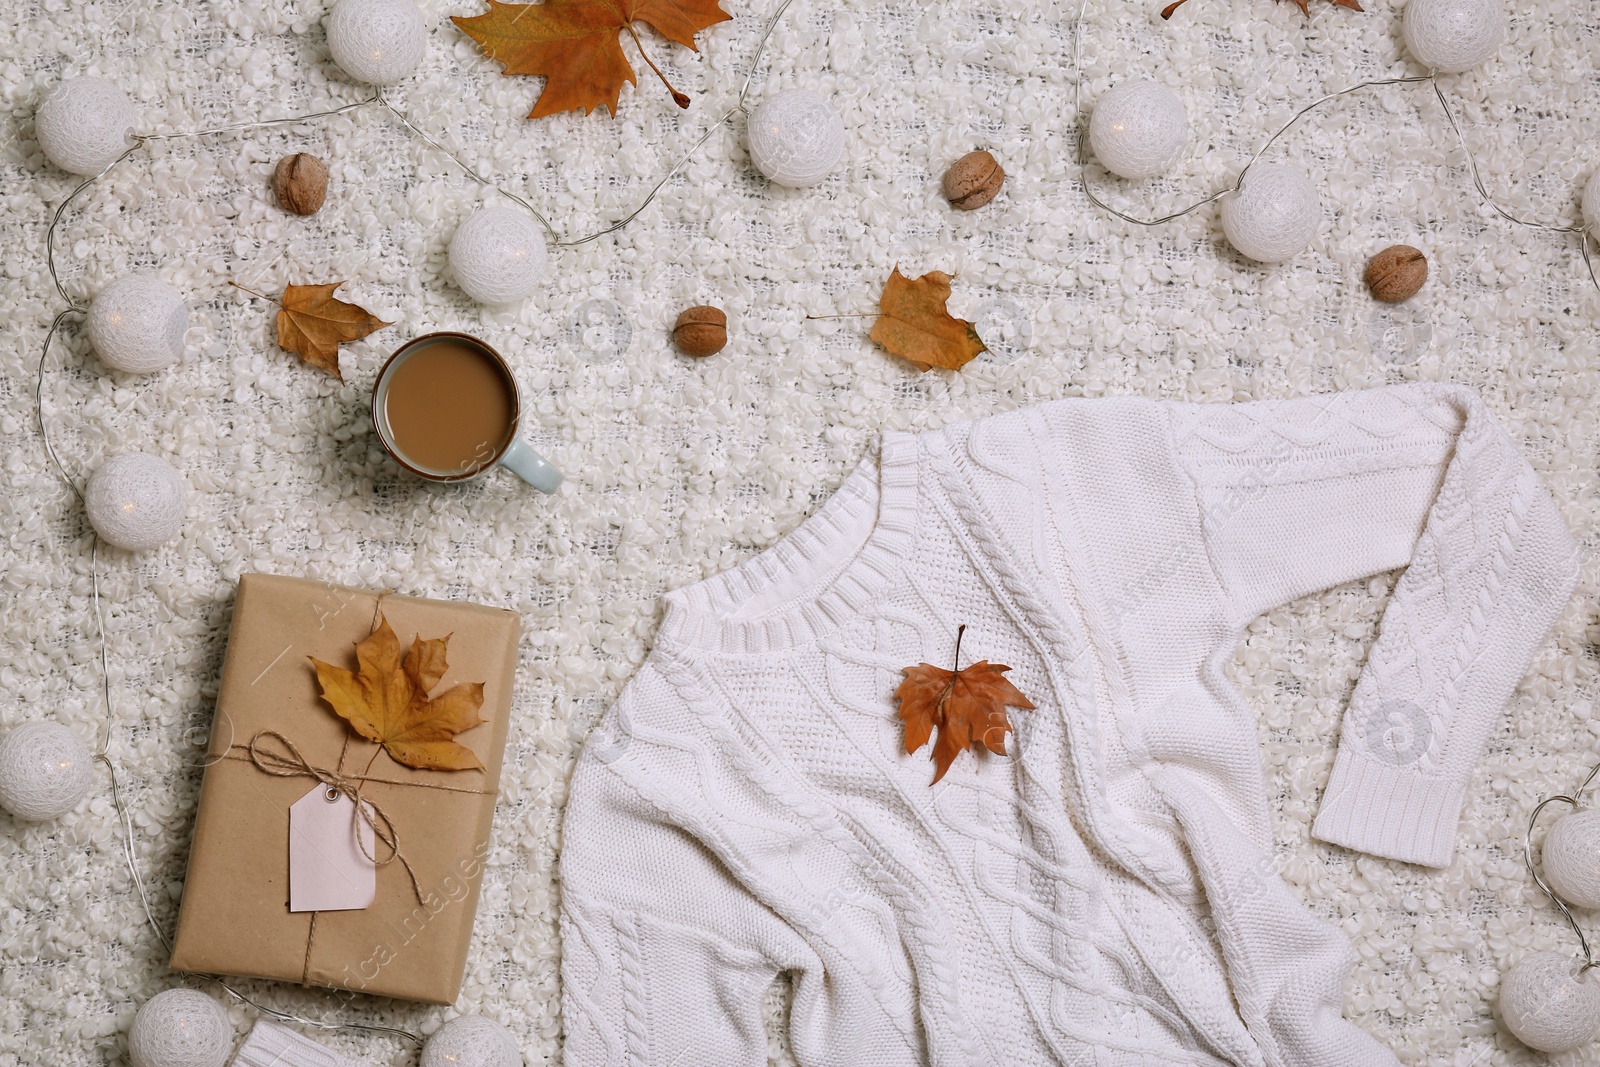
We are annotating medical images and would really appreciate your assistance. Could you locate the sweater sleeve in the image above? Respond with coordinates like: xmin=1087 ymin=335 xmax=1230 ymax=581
xmin=559 ymin=684 xmax=804 ymax=1067
xmin=1172 ymin=384 xmax=1579 ymax=867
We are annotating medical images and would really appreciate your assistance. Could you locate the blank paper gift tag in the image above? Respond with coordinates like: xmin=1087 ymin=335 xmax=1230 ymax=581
xmin=288 ymin=785 xmax=376 ymax=912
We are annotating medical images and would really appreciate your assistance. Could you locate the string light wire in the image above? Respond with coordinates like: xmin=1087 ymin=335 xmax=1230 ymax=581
xmin=1525 ymin=761 xmax=1600 ymax=972
xmin=1070 ymin=0 xmax=1598 ymax=292
xmin=31 ymin=0 xmax=1600 ymax=1043
xmin=30 ymin=0 xmax=802 ymax=1045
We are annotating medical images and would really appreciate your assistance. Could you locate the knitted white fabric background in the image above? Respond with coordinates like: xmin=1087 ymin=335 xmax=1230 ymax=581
xmin=0 ymin=0 xmax=1595 ymax=1065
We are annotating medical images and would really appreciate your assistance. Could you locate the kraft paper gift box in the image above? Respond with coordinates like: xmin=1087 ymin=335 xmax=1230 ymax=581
xmin=168 ymin=572 xmax=520 ymax=1004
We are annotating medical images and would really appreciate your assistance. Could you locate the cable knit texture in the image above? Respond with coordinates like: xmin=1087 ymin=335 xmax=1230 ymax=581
xmin=560 ymin=385 xmax=1578 ymax=1067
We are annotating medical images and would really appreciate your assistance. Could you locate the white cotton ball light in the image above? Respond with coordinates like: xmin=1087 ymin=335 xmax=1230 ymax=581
xmin=0 ymin=722 xmax=93 ymax=821
xmin=421 ymin=1016 xmax=521 ymax=1067
xmin=326 ymin=0 xmax=428 ymax=86
xmin=448 ymin=206 xmax=548 ymax=305
xmin=1543 ymin=808 xmax=1600 ymax=909
xmin=35 ymin=77 xmax=139 ymax=177
xmin=85 ymin=453 xmax=186 ymax=551
xmin=1221 ymin=163 xmax=1320 ymax=264
xmin=1403 ymin=0 xmax=1504 ymax=75
xmin=747 ymin=88 xmax=845 ymax=188
xmin=129 ymin=989 xmax=233 ymax=1067
xmin=1500 ymin=951 xmax=1600 ymax=1053
xmin=1582 ymin=168 xmax=1600 ymax=238
xmin=87 ymin=275 xmax=189 ymax=374
xmin=1088 ymin=80 xmax=1188 ymax=181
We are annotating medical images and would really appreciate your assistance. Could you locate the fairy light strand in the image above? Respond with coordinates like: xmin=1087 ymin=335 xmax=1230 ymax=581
xmin=1070 ymin=0 xmax=1599 ymax=293
xmin=30 ymin=0 xmax=805 ymax=1046
xmin=1526 ymin=762 xmax=1600 ymax=972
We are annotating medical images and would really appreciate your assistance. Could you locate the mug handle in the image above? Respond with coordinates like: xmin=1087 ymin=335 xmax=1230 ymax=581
xmin=497 ymin=437 xmax=563 ymax=494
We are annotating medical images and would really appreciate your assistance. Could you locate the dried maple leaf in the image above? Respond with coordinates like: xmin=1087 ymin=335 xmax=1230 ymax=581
xmin=870 ymin=267 xmax=988 ymax=372
xmin=311 ymin=614 xmax=487 ymax=772
xmin=452 ymin=0 xmax=731 ymax=119
xmin=230 ymin=280 xmax=391 ymax=381
xmin=895 ymin=625 xmax=1035 ymax=785
xmin=1161 ymin=0 xmax=1360 ymax=17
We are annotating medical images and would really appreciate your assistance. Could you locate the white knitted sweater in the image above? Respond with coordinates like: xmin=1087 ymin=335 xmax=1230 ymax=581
xmin=558 ymin=385 xmax=1578 ymax=1067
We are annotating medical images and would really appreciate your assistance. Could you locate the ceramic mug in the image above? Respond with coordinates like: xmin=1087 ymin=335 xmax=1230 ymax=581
xmin=371 ymin=332 xmax=562 ymax=493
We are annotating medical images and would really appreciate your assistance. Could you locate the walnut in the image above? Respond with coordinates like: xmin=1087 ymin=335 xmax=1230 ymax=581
xmin=942 ymin=150 xmax=1004 ymax=211
xmin=672 ymin=305 xmax=727 ymax=357
xmin=1365 ymin=245 xmax=1428 ymax=303
xmin=273 ymin=153 xmax=328 ymax=216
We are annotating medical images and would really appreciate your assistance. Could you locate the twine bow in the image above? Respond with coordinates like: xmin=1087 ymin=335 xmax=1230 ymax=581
xmin=235 ymin=730 xmax=426 ymax=903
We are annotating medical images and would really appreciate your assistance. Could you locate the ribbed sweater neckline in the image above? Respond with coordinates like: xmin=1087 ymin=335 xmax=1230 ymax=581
xmin=657 ymin=432 xmax=920 ymax=654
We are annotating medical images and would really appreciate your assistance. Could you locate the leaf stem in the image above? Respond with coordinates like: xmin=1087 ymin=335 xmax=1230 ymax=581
xmin=804 ymin=312 xmax=877 ymax=320
xmin=953 ymin=624 xmax=966 ymax=674
xmin=363 ymin=747 xmax=381 ymax=778
xmin=624 ymin=22 xmax=690 ymax=109
xmin=228 ymin=279 xmax=280 ymax=306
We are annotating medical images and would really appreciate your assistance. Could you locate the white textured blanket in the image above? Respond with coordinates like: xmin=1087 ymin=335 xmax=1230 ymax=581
xmin=0 ymin=0 xmax=1594 ymax=1064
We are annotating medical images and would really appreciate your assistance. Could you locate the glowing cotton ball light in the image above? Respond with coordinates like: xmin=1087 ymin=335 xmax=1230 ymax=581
xmin=421 ymin=1016 xmax=521 ymax=1067
xmin=1542 ymin=808 xmax=1600 ymax=910
xmin=326 ymin=0 xmax=428 ymax=86
xmin=87 ymin=275 xmax=189 ymax=374
xmin=1500 ymin=951 xmax=1600 ymax=1053
xmin=35 ymin=77 xmax=138 ymax=177
xmin=129 ymin=989 xmax=233 ymax=1067
xmin=1221 ymin=163 xmax=1320 ymax=264
xmin=747 ymin=89 xmax=845 ymax=188
xmin=1088 ymin=80 xmax=1188 ymax=180
xmin=0 ymin=722 xmax=93 ymax=821
xmin=449 ymin=206 xmax=548 ymax=305
xmin=1582 ymin=168 xmax=1600 ymax=238
xmin=85 ymin=453 xmax=186 ymax=551
xmin=1403 ymin=0 xmax=1504 ymax=74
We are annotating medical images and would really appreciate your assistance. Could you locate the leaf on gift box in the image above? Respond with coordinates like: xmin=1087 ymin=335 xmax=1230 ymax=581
xmin=1160 ymin=0 xmax=1360 ymax=18
xmin=311 ymin=615 xmax=487 ymax=771
xmin=870 ymin=267 xmax=988 ymax=372
xmin=275 ymin=282 xmax=392 ymax=381
xmin=451 ymin=0 xmax=732 ymax=119
xmin=894 ymin=625 xmax=1035 ymax=785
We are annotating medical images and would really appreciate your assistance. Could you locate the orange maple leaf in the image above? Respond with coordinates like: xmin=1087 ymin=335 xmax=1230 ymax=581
xmin=869 ymin=267 xmax=988 ymax=372
xmin=229 ymin=280 xmax=391 ymax=381
xmin=452 ymin=0 xmax=732 ymax=119
xmin=894 ymin=625 xmax=1035 ymax=785
xmin=311 ymin=615 xmax=487 ymax=772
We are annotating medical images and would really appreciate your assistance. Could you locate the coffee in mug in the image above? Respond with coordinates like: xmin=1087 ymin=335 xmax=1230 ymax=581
xmin=372 ymin=333 xmax=562 ymax=492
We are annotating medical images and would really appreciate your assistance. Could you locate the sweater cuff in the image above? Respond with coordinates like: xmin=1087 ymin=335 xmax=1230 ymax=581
xmin=1311 ymin=749 xmax=1466 ymax=868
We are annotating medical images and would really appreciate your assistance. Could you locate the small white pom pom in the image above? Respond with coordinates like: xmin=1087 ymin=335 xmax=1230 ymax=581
xmin=1089 ymin=80 xmax=1188 ymax=181
xmin=1500 ymin=952 xmax=1600 ymax=1053
xmin=87 ymin=275 xmax=189 ymax=374
xmin=86 ymin=453 xmax=186 ymax=551
xmin=0 ymin=722 xmax=93 ymax=821
xmin=1221 ymin=163 xmax=1320 ymax=264
xmin=1582 ymin=169 xmax=1600 ymax=238
xmin=1543 ymin=808 xmax=1600 ymax=909
xmin=326 ymin=0 xmax=428 ymax=86
xmin=421 ymin=1016 xmax=521 ymax=1067
xmin=35 ymin=77 xmax=138 ymax=177
xmin=130 ymin=989 xmax=233 ymax=1067
xmin=448 ymin=206 xmax=549 ymax=305
xmin=747 ymin=89 xmax=845 ymax=188
xmin=1403 ymin=0 xmax=1504 ymax=74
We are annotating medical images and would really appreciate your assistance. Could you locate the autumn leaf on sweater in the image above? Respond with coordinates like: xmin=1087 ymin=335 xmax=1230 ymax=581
xmin=452 ymin=0 xmax=731 ymax=119
xmin=311 ymin=615 xmax=487 ymax=771
xmin=1160 ymin=0 xmax=1360 ymax=18
xmin=230 ymin=280 xmax=391 ymax=381
xmin=870 ymin=267 xmax=988 ymax=372
xmin=895 ymin=626 xmax=1035 ymax=785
